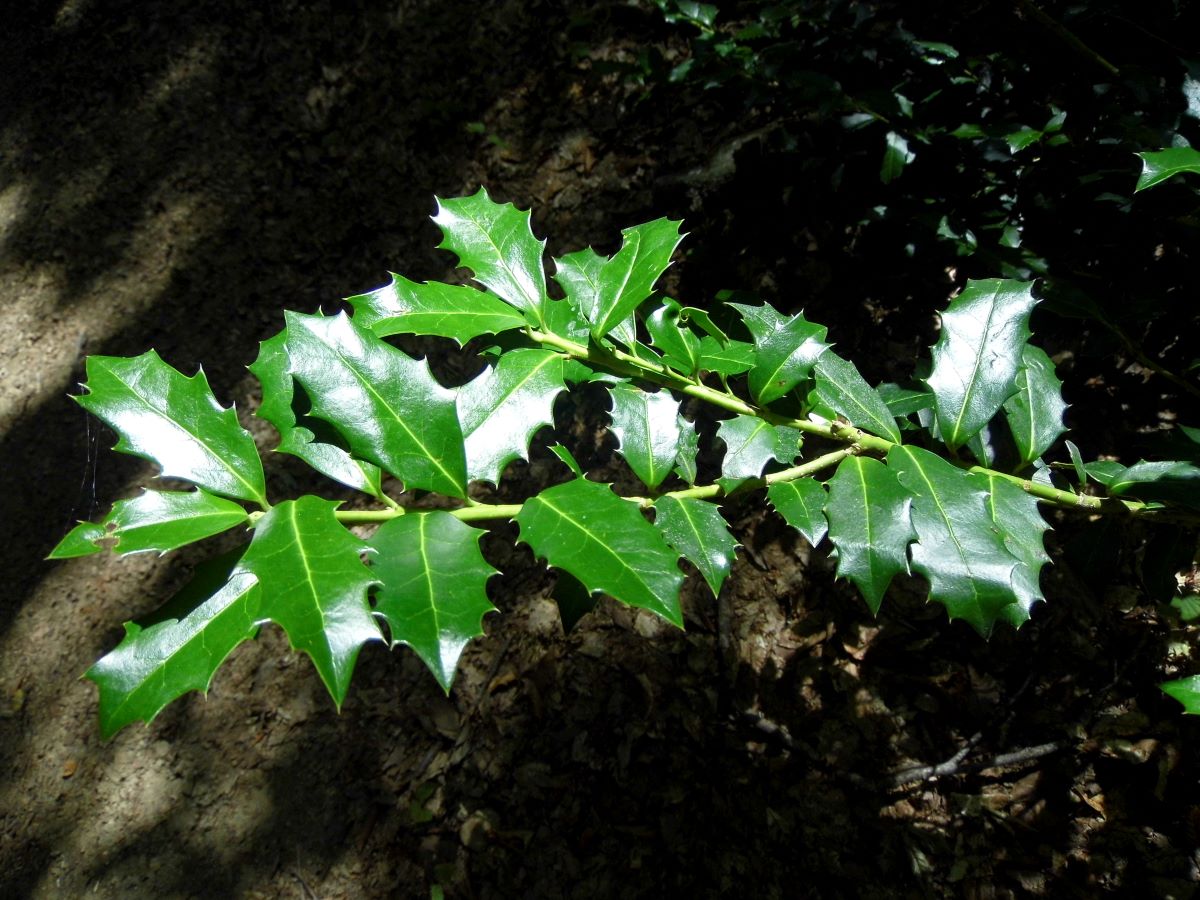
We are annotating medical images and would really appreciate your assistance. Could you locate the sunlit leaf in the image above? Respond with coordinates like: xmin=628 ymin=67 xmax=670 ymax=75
xmin=284 ymin=311 xmax=467 ymax=498
xmin=585 ymin=218 xmax=685 ymax=339
xmin=888 ymin=445 xmax=1023 ymax=634
xmin=1135 ymin=148 xmax=1200 ymax=192
xmin=971 ymin=471 xmax=1050 ymax=623
xmin=75 ymin=350 xmax=267 ymax=506
xmin=457 ymin=348 xmax=565 ymax=485
xmin=347 ymin=273 xmax=525 ymax=344
xmin=811 ymin=351 xmax=902 ymax=443
xmin=249 ymin=330 xmax=384 ymax=498
xmin=731 ymin=302 xmax=830 ymax=404
xmin=433 ymin=187 xmax=548 ymax=320
xmin=1003 ymin=345 xmax=1068 ymax=467
xmin=926 ymin=279 xmax=1038 ymax=449
xmin=49 ymin=489 xmax=248 ymax=558
xmin=1160 ymin=675 xmax=1200 ymax=714
xmin=717 ymin=415 xmax=802 ymax=480
xmin=87 ymin=567 xmax=262 ymax=739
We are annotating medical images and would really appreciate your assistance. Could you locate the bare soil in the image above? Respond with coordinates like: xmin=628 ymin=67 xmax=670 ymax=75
xmin=2 ymin=2 xmax=1199 ymax=898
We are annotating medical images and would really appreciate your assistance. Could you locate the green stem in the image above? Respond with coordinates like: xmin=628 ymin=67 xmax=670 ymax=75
xmin=528 ymin=327 xmax=897 ymax=451
xmin=333 ymin=503 xmax=524 ymax=525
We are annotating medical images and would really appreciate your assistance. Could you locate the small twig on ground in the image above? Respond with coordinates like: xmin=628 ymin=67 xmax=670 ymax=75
xmin=886 ymin=739 xmax=1071 ymax=788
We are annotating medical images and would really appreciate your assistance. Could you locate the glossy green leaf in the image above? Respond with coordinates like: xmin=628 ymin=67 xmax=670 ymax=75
xmin=554 ymin=248 xmax=643 ymax=349
xmin=548 ymin=442 xmax=584 ymax=478
xmin=926 ymin=279 xmax=1038 ymax=449
xmin=768 ymin=478 xmax=829 ymax=548
xmin=675 ymin=415 xmax=699 ymax=484
xmin=881 ymin=130 xmax=915 ymax=184
xmin=48 ymin=522 xmax=107 ymax=559
xmin=1106 ymin=460 xmax=1200 ymax=509
xmin=369 ymin=512 xmax=498 ymax=692
xmin=971 ymin=472 xmax=1050 ymax=624
xmin=249 ymin=331 xmax=384 ymax=498
xmin=888 ymin=445 xmax=1023 ymax=634
xmin=1135 ymin=148 xmax=1200 ymax=192
xmin=1066 ymin=440 xmax=1089 ymax=488
xmin=811 ymin=351 xmax=902 ymax=443
xmin=730 ymin=302 xmax=830 ymax=405
xmin=87 ymin=569 xmax=261 ymax=739
xmin=1003 ymin=345 xmax=1068 ymax=467
xmin=284 ymin=311 xmax=467 ymax=498
xmin=553 ymin=247 xmax=606 ymax=327
xmin=49 ymin=489 xmax=248 ymax=559
xmin=456 ymin=348 xmax=565 ymax=485
xmin=824 ymin=457 xmax=914 ymax=613
xmin=237 ymin=497 xmax=382 ymax=705
xmin=680 ymin=306 xmax=728 ymax=343
xmin=347 ymin=273 xmax=525 ymax=344
xmin=1160 ymin=675 xmax=1200 ymax=714
xmin=75 ymin=351 xmax=267 ymax=506
xmin=877 ymin=383 xmax=934 ymax=417
xmin=646 ymin=298 xmax=701 ymax=374
xmin=697 ymin=335 xmax=755 ymax=376
xmin=543 ymin=296 xmax=591 ymax=344
xmin=585 ymin=218 xmax=685 ymax=339
xmin=609 ymin=384 xmax=682 ymax=490
xmin=432 ymin=187 xmax=548 ymax=321
xmin=717 ymin=415 xmax=802 ymax=480
xmin=654 ymin=495 xmax=739 ymax=598
xmin=516 ymin=479 xmax=684 ymax=626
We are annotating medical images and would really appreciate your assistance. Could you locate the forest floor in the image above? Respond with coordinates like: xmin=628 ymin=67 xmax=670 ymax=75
xmin=2 ymin=2 xmax=1199 ymax=898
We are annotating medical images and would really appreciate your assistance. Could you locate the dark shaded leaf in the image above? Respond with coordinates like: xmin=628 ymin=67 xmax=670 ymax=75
xmin=370 ymin=512 xmax=498 ymax=691
xmin=517 ymin=479 xmax=684 ymax=626
xmin=824 ymin=456 xmax=914 ymax=613
xmin=654 ymin=495 xmax=739 ymax=597
xmin=237 ymin=497 xmax=382 ymax=705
